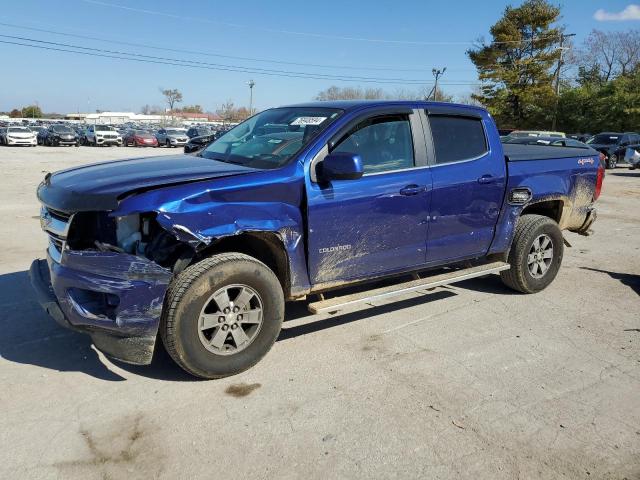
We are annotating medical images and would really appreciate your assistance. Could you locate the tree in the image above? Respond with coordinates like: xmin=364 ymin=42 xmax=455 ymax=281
xmin=160 ymin=88 xmax=183 ymax=111
xmin=21 ymin=105 xmax=43 ymax=118
xmin=315 ymin=86 xmax=386 ymax=101
xmin=467 ymin=0 xmax=562 ymax=128
xmin=140 ymin=104 xmax=152 ymax=115
xmin=580 ymin=29 xmax=640 ymax=83
xmin=216 ymin=101 xmax=237 ymax=124
xmin=178 ymin=105 xmax=203 ymax=114
xmin=9 ymin=109 xmax=21 ymax=118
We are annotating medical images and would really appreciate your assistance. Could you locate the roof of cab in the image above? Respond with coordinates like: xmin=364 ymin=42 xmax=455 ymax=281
xmin=281 ymin=100 xmax=487 ymax=114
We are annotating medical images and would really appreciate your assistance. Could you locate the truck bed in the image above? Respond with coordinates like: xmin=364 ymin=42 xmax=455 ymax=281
xmin=503 ymin=143 xmax=597 ymax=162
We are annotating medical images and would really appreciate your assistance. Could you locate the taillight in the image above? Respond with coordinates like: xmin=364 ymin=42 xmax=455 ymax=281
xmin=594 ymin=163 xmax=605 ymax=201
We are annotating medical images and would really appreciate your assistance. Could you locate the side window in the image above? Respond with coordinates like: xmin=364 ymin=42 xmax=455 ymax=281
xmin=428 ymin=115 xmax=488 ymax=164
xmin=331 ymin=114 xmax=414 ymax=174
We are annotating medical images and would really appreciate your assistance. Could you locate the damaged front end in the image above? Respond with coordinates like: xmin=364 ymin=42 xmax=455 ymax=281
xmin=31 ymin=206 xmax=187 ymax=365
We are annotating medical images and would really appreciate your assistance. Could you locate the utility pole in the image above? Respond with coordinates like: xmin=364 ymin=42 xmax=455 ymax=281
xmin=552 ymin=33 xmax=575 ymax=130
xmin=431 ymin=67 xmax=446 ymax=101
xmin=247 ymin=80 xmax=255 ymax=116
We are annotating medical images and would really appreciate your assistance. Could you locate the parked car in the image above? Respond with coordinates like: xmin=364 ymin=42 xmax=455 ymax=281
xmin=123 ymin=129 xmax=159 ymax=147
xmin=186 ymin=126 xmax=214 ymax=139
xmin=567 ymin=133 xmax=592 ymax=143
xmin=502 ymin=136 xmax=592 ymax=149
xmin=28 ymin=125 xmax=47 ymax=137
xmin=156 ymin=128 xmax=188 ymax=147
xmin=41 ymin=125 xmax=79 ymax=147
xmin=586 ymin=132 xmax=640 ymax=169
xmin=0 ymin=125 xmax=37 ymax=146
xmin=31 ymin=101 xmax=602 ymax=379
xmin=85 ymin=125 xmax=123 ymax=147
xmin=624 ymin=145 xmax=640 ymax=170
xmin=508 ymin=130 xmax=566 ymax=139
xmin=184 ymin=133 xmax=217 ymax=154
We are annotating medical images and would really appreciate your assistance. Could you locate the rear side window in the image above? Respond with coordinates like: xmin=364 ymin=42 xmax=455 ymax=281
xmin=428 ymin=115 xmax=487 ymax=164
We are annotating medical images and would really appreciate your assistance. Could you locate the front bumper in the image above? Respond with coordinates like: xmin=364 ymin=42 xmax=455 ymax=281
xmin=29 ymin=250 xmax=172 ymax=365
xmin=96 ymin=137 xmax=122 ymax=145
xmin=7 ymin=137 xmax=36 ymax=145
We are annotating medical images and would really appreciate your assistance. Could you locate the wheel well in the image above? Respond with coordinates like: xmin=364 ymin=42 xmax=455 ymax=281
xmin=521 ymin=200 xmax=563 ymax=224
xmin=197 ymin=232 xmax=290 ymax=296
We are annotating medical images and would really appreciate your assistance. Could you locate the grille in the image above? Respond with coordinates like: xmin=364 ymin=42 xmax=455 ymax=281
xmin=40 ymin=206 xmax=73 ymax=262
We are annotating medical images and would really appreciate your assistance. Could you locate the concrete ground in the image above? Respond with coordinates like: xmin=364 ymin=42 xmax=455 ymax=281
xmin=0 ymin=145 xmax=638 ymax=480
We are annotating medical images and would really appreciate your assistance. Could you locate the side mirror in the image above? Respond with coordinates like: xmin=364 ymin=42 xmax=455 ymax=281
xmin=319 ymin=152 xmax=364 ymax=181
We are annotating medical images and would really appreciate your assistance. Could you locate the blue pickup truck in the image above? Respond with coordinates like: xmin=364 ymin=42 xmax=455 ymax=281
xmin=31 ymin=101 xmax=603 ymax=378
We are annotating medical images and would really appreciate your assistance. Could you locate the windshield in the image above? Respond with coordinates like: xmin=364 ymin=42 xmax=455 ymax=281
xmin=8 ymin=127 xmax=31 ymax=133
xmin=95 ymin=125 xmax=116 ymax=132
xmin=52 ymin=125 xmax=73 ymax=133
xmin=201 ymin=107 xmax=342 ymax=169
xmin=587 ymin=134 xmax=620 ymax=145
xmin=166 ymin=129 xmax=186 ymax=135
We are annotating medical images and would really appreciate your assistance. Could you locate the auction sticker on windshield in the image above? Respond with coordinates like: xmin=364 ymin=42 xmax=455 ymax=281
xmin=291 ymin=117 xmax=327 ymax=126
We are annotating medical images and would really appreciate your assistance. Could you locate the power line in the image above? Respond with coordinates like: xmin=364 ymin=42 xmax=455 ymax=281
xmin=0 ymin=21 xmax=459 ymax=73
xmin=0 ymin=33 xmax=481 ymax=84
xmin=77 ymin=0 xmax=563 ymax=47
xmin=0 ymin=37 xmax=483 ymax=86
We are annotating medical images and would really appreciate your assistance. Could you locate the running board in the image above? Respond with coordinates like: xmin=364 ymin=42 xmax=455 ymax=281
xmin=307 ymin=261 xmax=510 ymax=314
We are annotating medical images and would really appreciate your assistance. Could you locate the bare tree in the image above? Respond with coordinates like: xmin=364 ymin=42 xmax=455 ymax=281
xmin=580 ymin=29 xmax=640 ymax=83
xmin=216 ymin=100 xmax=236 ymax=124
xmin=617 ymin=30 xmax=640 ymax=76
xmin=160 ymin=88 xmax=183 ymax=111
xmin=140 ymin=104 xmax=152 ymax=115
xmin=315 ymin=86 xmax=386 ymax=101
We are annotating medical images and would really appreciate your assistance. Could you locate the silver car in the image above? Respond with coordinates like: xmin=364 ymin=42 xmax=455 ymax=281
xmin=156 ymin=128 xmax=189 ymax=148
xmin=625 ymin=146 xmax=640 ymax=170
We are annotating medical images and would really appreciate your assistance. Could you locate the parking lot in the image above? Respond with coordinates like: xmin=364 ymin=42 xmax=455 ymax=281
xmin=0 ymin=146 xmax=638 ymax=479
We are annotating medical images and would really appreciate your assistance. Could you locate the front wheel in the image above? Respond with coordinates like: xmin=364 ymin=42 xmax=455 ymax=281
xmin=161 ymin=253 xmax=285 ymax=379
xmin=500 ymin=214 xmax=564 ymax=294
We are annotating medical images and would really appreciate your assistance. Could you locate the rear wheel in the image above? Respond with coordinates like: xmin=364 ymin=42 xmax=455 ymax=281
xmin=161 ymin=253 xmax=284 ymax=379
xmin=500 ymin=214 xmax=564 ymax=293
xmin=607 ymin=154 xmax=618 ymax=169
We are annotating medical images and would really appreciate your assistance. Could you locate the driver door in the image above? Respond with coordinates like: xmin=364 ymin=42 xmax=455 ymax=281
xmin=305 ymin=108 xmax=431 ymax=285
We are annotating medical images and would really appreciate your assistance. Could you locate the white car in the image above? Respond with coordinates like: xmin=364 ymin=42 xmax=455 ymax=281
xmin=625 ymin=146 xmax=640 ymax=170
xmin=85 ymin=125 xmax=123 ymax=147
xmin=1 ymin=126 xmax=37 ymax=146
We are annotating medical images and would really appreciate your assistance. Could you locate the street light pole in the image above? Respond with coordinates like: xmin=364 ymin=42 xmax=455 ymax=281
xmin=248 ymin=80 xmax=255 ymax=116
xmin=431 ymin=67 xmax=446 ymax=101
xmin=552 ymin=33 xmax=575 ymax=130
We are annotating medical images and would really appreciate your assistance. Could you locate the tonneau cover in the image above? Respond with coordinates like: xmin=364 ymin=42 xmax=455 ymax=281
xmin=503 ymin=144 xmax=599 ymax=162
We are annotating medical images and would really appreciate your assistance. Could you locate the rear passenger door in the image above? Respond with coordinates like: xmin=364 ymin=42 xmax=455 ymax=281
xmin=422 ymin=107 xmax=506 ymax=263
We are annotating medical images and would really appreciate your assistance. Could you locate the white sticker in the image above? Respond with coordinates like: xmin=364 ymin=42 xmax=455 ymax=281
xmin=290 ymin=116 xmax=327 ymax=126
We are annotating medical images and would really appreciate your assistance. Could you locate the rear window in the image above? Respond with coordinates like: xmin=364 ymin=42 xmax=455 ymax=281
xmin=428 ymin=115 xmax=487 ymax=164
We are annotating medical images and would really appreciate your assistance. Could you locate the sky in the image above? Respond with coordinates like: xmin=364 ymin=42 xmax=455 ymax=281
xmin=0 ymin=0 xmax=638 ymax=114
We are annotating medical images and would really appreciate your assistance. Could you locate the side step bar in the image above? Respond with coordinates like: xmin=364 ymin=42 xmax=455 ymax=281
xmin=307 ymin=261 xmax=510 ymax=314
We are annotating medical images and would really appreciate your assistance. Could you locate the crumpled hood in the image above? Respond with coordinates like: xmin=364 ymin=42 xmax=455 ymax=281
xmin=37 ymin=154 xmax=256 ymax=212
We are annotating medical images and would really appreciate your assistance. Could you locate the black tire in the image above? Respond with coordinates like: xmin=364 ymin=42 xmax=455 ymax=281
xmin=161 ymin=253 xmax=284 ymax=379
xmin=500 ymin=214 xmax=564 ymax=294
xmin=607 ymin=154 xmax=617 ymax=169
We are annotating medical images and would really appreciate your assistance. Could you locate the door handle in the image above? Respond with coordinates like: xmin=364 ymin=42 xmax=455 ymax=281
xmin=477 ymin=175 xmax=495 ymax=184
xmin=400 ymin=184 xmax=427 ymax=196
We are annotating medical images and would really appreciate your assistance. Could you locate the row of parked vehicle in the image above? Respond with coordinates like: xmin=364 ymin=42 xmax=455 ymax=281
xmin=0 ymin=122 xmax=229 ymax=150
xmin=499 ymin=129 xmax=640 ymax=169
